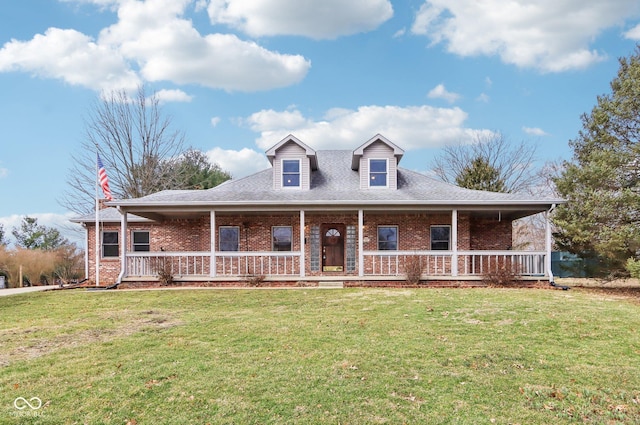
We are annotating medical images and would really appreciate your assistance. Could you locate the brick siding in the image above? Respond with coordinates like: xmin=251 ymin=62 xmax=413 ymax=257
xmin=86 ymin=211 xmax=513 ymax=284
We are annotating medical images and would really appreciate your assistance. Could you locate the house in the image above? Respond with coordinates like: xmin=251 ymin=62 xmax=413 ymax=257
xmin=72 ymin=134 xmax=563 ymax=288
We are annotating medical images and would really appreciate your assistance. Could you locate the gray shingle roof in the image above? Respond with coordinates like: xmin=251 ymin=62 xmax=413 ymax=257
xmin=108 ymin=150 xmax=560 ymax=209
xmin=70 ymin=207 xmax=152 ymax=223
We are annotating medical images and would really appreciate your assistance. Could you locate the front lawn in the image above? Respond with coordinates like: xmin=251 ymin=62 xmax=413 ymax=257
xmin=1 ymin=288 xmax=639 ymax=424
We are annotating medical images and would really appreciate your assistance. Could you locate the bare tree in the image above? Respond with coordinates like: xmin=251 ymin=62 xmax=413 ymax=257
xmin=431 ymin=132 xmax=540 ymax=194
xmin=63 ymin=86 xmax=187 ymax=214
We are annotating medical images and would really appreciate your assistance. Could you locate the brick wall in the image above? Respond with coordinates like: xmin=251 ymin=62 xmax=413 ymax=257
xmin=86 ymin=211 xmax=513 ymax=283
xmin=469 ymin=217 xmax=513 ymax=250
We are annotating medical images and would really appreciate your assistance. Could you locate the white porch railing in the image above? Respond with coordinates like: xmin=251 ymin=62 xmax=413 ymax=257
xmin=458 ymin=250 xmax=546 ymax=276
xmin=363 ymin=250 xmax=547 ymax=277
xmin=127 ymin=252 xmax=210 ymax=276
xmin=363 ymin=251 xmax=452 ymax=276
xmin=125 ymin=251 xmax=301 ymax=277
xmin=216 ymin=252 xmax=301 ymax=276
xmin=125 ymin=250 xmax=546 ymax=278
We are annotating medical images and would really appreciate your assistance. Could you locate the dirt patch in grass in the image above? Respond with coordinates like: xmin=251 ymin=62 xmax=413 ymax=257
xmin=577 ymin=286 xmax=640 ymax=303
xmin=0 ymin=310 xmax=181 ymax=367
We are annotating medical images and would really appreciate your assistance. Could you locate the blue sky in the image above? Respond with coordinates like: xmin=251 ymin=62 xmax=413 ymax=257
xmin=1 ymin=0 xmax=640 ymax=244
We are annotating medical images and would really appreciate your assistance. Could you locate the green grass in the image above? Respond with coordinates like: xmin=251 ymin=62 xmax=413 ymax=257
xmin=1 ymin=288 xmax=639 ymax=424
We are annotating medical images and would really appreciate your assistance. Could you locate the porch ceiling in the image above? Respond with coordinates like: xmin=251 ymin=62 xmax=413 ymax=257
xmin=122 ymin=204 xmax=548 ymax=222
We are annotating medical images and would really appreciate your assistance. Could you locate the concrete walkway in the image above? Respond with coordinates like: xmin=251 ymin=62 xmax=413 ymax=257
xmin=0 ymin=286 xmax=54 ymax=297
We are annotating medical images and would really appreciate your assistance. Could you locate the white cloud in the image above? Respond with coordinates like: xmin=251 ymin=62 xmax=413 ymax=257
xmin=523 ymin=126 xmax=548 ymax=136
xmin=207 ymin=0 xmax=393 ymax=39
xmin=206 ymin=147 xmax=270 ymax=178
xmin=155 ymin=89 xmax=193 ymax=103
xmin=476 ymin=93 xmax=490 ymax=103
xmin=0 ymin=167 xmax=8 ymax=178
xmin=245 ymin=105 xmax=495 ymax=151
xmin=0 ymin=0 xmax=310 ymax=93
xmin=427 ymin=83 xmax=460 ymax=103
xmin=0 ymin=27 xmax=140 ymax=92
xmin=411 ymin=0 xmax=640 ymax=72
xmin=624 ymin=23 xmax=640 ymax=40
xmin=393 ymin=28 xmax=406 ymax=38
xmin=210 ymin=117 xmax=221 ymax=127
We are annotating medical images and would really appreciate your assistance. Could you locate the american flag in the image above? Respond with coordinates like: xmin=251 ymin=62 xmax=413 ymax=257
xmin=97 ymin=154 xmax=113 ymax=201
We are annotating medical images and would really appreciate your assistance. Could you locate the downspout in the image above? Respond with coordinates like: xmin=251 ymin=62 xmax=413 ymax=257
xmin=115 ymin=206 xmax=127 ymax=285
xmin=82 ymin=223 xmax=89 ymax=280
xmin=358 ymin=209 xmax=364 ymax=277
xmin=545 ymin=204 xmax=556 ymax=283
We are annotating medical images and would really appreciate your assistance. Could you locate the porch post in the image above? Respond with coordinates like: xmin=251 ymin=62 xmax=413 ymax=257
xmin=210 ymin=210 xmax=216 ymax=277
xmin=451 ymin=209 xmax=458 ymax=277
xmin=300 ymin=209 xmax=305 ymax=277
xmin=545 ymin=205 xmax=555 ymax=282
xmin=358 ymin=209 xmax=364 ymax=277
xmin=116 ymin=208 xmax=128 ymax=283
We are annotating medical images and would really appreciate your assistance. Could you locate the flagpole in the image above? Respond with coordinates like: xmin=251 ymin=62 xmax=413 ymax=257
xmin=95 ymin=152 xmax=100 ymax=287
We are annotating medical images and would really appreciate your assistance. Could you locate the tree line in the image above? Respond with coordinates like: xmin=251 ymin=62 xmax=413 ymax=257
xmin=0 ymin=217 xmax=83 ymax=287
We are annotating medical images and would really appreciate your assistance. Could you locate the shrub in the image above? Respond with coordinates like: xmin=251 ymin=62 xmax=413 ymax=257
xmin=404 ymin=255 xmax=425 ymax=285
xmin=246 ymin=274 xmax=266 ymax=287
xmin=626 ymin=257 xmax=640 ymax=279
xmin=150 ymin=257 xmax=175 ymax=286
xmin=482 ymin=263 xmax=520 ymax=287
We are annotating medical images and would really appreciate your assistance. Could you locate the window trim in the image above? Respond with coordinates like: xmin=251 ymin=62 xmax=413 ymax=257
xmin=282 ymin=159 xmax=301 ymax=188
xmin=368 ymin=158 xmax=388 ymax=188
xmin=131 ymin=230 xmax=150 ymax=252
xmin=102 ymin=230 xmax=119 ymax=258
xmin=219 ymin=226 xmax=240 ymax=252
xmin=430 ymin=225 xmax=451 ymax=251
xmin=377 ymin=225 xmax=398 ymax=251
xmin=272 ymin=225 xmax=293 ymax=251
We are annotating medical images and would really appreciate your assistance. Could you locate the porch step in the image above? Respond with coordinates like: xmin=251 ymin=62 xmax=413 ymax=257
xmin=318 ymin=281 xmax=344 ymax=289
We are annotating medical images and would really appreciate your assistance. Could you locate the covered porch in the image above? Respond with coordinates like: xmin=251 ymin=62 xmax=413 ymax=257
xmin=115 ymin=205 xmax=555 ymax=284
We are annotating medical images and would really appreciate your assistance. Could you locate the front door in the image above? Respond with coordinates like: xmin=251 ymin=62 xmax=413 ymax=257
xmin=322 ymin=224 xmax=345 ymax=272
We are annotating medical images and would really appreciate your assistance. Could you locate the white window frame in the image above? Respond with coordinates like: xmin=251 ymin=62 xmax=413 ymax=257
xmin=377 ymin=225 xmax=398 ymax=250
xmin=368 ymin=158 xmax=388 ymax=188
xmin=272 ymin=226 xmax=293 ymax=251
xmin=430 ymin=225 xmax=451 ymax=251
xmin=131 ymin=230 xmax=150 ymax=252
xmin=219 ymin=226 xmax=240 ymax=252
xmin=102 ymin=231 xmax=119 ymax=258
xmin=282 ymin=159 xmax=301 ymax=188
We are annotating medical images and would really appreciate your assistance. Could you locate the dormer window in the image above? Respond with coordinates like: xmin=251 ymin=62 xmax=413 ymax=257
xmin=369 ymin=159 xmax=388 ymax=187
xmin=282 ymin=159 xmax=301 ymax=187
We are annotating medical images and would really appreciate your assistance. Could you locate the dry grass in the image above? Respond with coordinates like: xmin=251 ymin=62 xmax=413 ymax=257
xmin=556 ymin=277 xmax=640 ymax=288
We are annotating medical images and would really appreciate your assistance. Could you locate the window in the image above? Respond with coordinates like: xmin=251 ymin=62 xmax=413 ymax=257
xmin=219 ymin=226 xmax=240 ymax=251
xmin=431 ymin=226 xmax=451 ymax=250
xmin=377 ymin=226 xmax=398 ymax=250
xmin=132 ymin=230 xmax=150 ymax=252
xmin=273 ymin=226 xmax=292 ymax=251
xmin=282 ymin=159 xmax=300 ymax=187
xmin=102 ymin=231 xmax=119 ymax=258
xmin=369 ymin=159 xmax=388 ymax=187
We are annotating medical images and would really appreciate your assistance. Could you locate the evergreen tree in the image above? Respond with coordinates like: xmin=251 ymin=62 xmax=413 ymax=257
xmin=553 ymin=47 xmax=640 ymax=277
xmin=162 ymin=149 xmax=232 ymax=190
xmin=431 ymin=132 xmax=539 ymax=194
xmin=11 ymin=216 xmax=70 ymax=251
xmin=455 ymin=156 xmax=506 ymax=192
